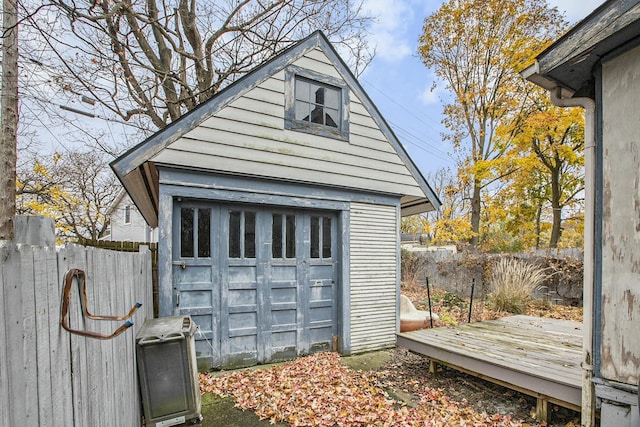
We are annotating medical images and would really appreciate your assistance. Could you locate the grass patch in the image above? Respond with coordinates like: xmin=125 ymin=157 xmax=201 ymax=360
xmin=488 ymin=258 xmax=547 ymax=314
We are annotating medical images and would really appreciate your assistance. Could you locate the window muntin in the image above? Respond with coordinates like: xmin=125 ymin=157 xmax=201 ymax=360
xmin=294 ymin=77 xmax=340 ymax=129
xmin=229 ymin=210 xmax=256 ymax=259
xmin=180 ymin=207 xmax=211 ymax=258
xmin=272 ymin=213 xmax=296 ymax=259
xmin=310 ymin=215 xmax=332 ymax=259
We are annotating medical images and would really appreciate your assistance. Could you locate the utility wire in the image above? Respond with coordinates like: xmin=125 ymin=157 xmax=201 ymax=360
xmin=360 ymin=79 xmax=453 ymax=164
xmin=23 ymin=93 xmax=146 ymax=130
xmin=389 ymin=120 xmax=452 ymax=162
xmin=21 ymin=102 xmax=72 ymax=154
xmin=362 ymin=78 xmax=445 ymax=135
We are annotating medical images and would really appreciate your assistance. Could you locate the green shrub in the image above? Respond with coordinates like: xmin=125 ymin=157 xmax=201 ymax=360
xmin=488 ymin=257 xmax=547 ymax=314
xmin=438 ymin=312 xmax=458 ymax=326
xmin=442 ymin=292 xmax=467 ymax=309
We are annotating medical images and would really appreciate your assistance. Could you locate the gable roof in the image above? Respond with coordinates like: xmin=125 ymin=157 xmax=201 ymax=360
xmin=105 ymin=187 xmax=127 ymax=217
xmin=522 ymin=0 xmax=640 ymax=97
xmin=111 ymin=31 xmax=440 ymax=227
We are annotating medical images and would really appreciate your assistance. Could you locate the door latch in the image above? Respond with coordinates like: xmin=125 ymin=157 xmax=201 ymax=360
xmin=172 ymin=261 xmax=187 ymax=269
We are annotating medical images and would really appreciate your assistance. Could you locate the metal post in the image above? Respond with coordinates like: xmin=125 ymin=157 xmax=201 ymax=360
xmin=468 ymin=278 xmax=475 ymax=323
xmin=426 ymin=276 xmax=433 ymax=328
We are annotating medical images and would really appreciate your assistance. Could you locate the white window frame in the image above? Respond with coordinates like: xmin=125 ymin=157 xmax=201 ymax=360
xmin=124 ymin=205 xmax=131 ymax=225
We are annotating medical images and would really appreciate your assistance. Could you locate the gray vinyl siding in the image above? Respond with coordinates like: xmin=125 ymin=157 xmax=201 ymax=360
xmin=349 ymin=202 xmax=398 ymax=352
xmin=151 ymin=47 xmax=425 ymax=199
xmin=599 ymin=44 xmax=640 ymax=386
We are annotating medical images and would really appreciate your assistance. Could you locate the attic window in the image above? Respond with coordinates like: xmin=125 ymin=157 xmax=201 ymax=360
xmin=295 ymin=78 xmax=340 ymax=128
xmin=285 ymin=66 xmax=349 ymax=141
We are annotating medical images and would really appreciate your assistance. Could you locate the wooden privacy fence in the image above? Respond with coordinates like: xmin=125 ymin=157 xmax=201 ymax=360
xmin=78 ymin=238 xmax=159 ymax=317
xmin=0 ymin=217 xmax=153 ymax=426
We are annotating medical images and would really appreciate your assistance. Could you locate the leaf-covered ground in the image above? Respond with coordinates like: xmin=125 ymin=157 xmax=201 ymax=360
xmin=200 ymin=352 xmax=531 ymax=426
xmin=199 ymin=287 xmax=583 ymax=426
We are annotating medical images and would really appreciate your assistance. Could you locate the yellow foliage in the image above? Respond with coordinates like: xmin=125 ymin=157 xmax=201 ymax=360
xmin=401 ymin=214 xmax=429 ymax=234
xmin=32 ymin=160 xmax=51 ymax=179
xmin=431 ymin=217 xmax=475 ymax=245
xmin=16 ymin=150 xmax=116 ymax=241
xmin=418 ymin=0 xmax=568 ymax=244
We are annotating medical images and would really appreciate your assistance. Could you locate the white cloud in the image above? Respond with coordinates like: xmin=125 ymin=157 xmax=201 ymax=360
xmin=419 ymin=85 xmax=438 ymax=105
xmin=362 ymin=0 xmax=415 ymax=61
xmin=419 ymin=82 xmax=445 ymax=105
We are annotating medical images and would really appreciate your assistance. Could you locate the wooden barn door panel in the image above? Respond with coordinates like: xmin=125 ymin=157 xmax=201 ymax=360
xmin=306 ymin=213 xmax=338 ymax=353
xmin=267 ymin=212 xmax=301 ymax=362
xmin=172 ymin=204 xmax=221 ymax=368
xmin=173 ymin=202 xmax=339 ymax=369
xmin=221 ymin=208 xmax=261 ymax=368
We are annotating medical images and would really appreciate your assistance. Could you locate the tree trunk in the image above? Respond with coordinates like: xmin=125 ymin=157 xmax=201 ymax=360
xmin=0 ymin=0 xmax=19 ymax=240
xmin=534 ymin=199 xmax=543 ymax=249
xmin=549 ymin=169 xmax=562 ymax=248
xmin=470 ymin=179 xmax=482 ymax=246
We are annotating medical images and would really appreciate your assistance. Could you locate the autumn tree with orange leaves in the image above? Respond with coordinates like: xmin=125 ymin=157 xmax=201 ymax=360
xmin=498 ymin=94 xmax=585 ymax=249
xmin=418 ymin=0 xmax=567 ymax=247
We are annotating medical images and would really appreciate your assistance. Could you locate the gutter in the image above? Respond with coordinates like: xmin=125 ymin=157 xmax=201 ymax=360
xmin=549 ymin=86 xmax=596 ymax=427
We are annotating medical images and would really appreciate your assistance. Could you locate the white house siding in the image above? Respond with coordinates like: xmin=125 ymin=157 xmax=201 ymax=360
xmin=349 ymin=202 xmax=398 ymax=353
xmin=600 ymin=44 xmax=640 ymax=385
xmin=108 ymin=193 xmax=156 ymax=242
xmin=151 ymin=47 xmax=426 ymax=199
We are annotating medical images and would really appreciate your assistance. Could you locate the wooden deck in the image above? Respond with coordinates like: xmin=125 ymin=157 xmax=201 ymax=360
xmin=396 ymin=315 xmax=583 ymax=417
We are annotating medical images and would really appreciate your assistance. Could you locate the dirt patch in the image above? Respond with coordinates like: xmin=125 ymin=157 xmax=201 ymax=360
xmin=370 ymin=348 xmax=582 ymax=427
xmin=340 ymin=349 xmax=393 ymax=371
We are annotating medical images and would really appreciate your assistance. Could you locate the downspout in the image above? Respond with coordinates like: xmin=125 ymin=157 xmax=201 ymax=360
xmin=550 ymin=86 xmax=596 ymax=427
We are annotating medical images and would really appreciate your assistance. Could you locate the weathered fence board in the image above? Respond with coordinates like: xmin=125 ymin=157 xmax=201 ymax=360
xmin=0 ymin=245 xmax=8 ymax=423
xmin=44 ymin=245 xmax=73 ymax=427
xmin=21 ymin=245 xmax=39 ymax=425
xmin=2 ymin=243 xmax=29 ymax=425
xmin=33 ymin=247 xmax=53 ymax=425
xmin=1 ymin=218 xmax=153 ymax=427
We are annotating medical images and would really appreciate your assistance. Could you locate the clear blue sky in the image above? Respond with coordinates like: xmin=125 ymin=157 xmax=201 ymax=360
xmin=359 ymin=0 xmax=604 ymax=177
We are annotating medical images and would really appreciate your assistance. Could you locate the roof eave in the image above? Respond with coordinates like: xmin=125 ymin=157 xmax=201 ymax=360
xmin=521 ymin=62 xmax=576 ymax=96
xmin=400 ymin=197 xmax=436 ymax=216
xmin=525 ymin=0 xmax=640 ymax=94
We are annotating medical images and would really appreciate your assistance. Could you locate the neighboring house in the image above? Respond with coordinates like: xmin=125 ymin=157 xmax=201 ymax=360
xmin=104 ymin=189 xmax=157 ymax=243
xmin=523 ymin=1 xmax=640 ymax=425
xmin=111 ymin=31 xmax=440 ymax=370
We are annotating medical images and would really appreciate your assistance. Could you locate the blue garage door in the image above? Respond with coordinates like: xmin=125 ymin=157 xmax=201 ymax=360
xmin=172 ymin=202 xmax=338 ymax=368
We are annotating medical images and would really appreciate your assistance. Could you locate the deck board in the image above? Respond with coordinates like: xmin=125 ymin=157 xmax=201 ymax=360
xmin=396 ymin=315 xmax=583 ymax=410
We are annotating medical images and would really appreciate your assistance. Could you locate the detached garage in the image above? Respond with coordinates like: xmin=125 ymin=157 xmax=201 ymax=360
xmin=111 ymin=31 xmax=440 ymax=369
